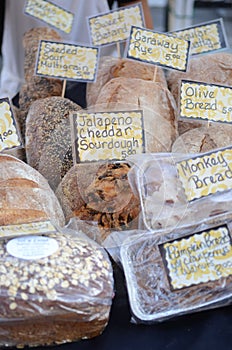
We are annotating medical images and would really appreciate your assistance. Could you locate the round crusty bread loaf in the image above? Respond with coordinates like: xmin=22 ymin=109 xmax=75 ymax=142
xmin=94 ymin=77 xmax=178 ymax=153
xmin=0 ymin=153 xmax=65 ymax=227
xmin=55 ymin=162 xmax=141 ymax=243
xmin=0 ymin=229 xmax=114 ymax=347
xmin=25 ymin=96 xmax=82 ymax=191
xmin=86 ymin=56 xmax=167 ymax=107
xmin=172 ymin=124 xmax=232 ymax=154
xmin=167 ymin=52 xmax=232 ymax=135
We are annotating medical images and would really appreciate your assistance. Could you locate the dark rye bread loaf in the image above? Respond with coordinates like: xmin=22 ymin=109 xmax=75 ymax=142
xmin=0 ymin=230 xmax=114 ymax=347
xmin=55 ymin=162 xmax=141 ymax=243
xmin=0 ymin=153 xmax=65 ymax=227
xmin=18 ymin=27 xmax=63 ymax=139
xmin=25 ymin=96 xmax=82 ymax=191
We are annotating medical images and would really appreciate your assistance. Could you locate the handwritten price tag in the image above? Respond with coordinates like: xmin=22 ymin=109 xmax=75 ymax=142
xmin=88 ymin=4 xmax=144 ymax=46
xmin=180 ymin=80 xmax=232 ymax=123
xmin=0 ymin=98 xmax=22 ymax=152
xmin=24 ymin=0 xmax=74 ymax=34
xmin=171 ymin=18 xmax=228 ymax=55
xmin=126 ymin=26 xmax=190 ymax=72
xmin=36 ymin=40 xmax=99 ymax=82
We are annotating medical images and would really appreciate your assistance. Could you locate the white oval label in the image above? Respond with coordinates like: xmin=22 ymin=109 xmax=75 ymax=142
xmin=6 ymin=235 xmax=59 ymax=260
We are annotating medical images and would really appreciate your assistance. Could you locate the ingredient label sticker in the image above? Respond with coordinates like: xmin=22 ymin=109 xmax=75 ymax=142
xmin=126 ymin=26 xmax=190 ymax=71
xmin=0 ymin=220 xmax=57 ymax=238
xmin=36 ymin=40 xmax=99 ymax=82
xmin=180 ymin=80 xmax=232 ymax=123
xmin=0 ymin=98 xmax=22 ymax=152
xmin=171 ymin=18 xmax=228 ymax=55
xmin=161 ymin=225 xmax=232 ymax=290
xmin=88 ymin=4 xmax=144 ymax=46
xmin=71 ymin=110 xmax=145 ymax=162
xmin=24 ymin=0 xmax=74 ymax=34
xmin=7 ymin=235 xmax=59 ymax=260
xmin=176 ymin=147 xmax=232 ymax=202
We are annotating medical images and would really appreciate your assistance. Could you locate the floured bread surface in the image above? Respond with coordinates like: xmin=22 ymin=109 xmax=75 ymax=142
xmin=0 ymin=154 xmax=65 ymax=227
xmin=172 ymin=124 xmax=232 ymax=154
xmin=56 ymin=162 xmax=141 ymax=243
xmin=94 ymin=77 xmax=178 ymax=152
xmin=25 ymin=96 xmax=82 ymax=190
xmin=86 ymin=56 xmax=167 ymax=107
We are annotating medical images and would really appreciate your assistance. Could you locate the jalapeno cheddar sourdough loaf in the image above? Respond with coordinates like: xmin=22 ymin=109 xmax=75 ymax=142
xmin=0 ymin=153 xmax=65 ymax=227
xmin=0 ymin=229 xmax=114 ymax=347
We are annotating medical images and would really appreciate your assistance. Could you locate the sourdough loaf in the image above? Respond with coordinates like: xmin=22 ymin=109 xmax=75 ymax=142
xmin=55 ymin=162 xmax=141 ymax=243
xmin=94 ymin=77 xmax=178 ymax=152
xmin=25 ymin=96 xmax=82 ymax=190
xmin=0 ymin=229 xmax=114 ymax=347
xmin=172 ymin=124 xmax=232 ymax=154
xmin=0 ymin=153 xmax=65 ymax=227
xmin=86 ymin=56 xmax=167 ymax=107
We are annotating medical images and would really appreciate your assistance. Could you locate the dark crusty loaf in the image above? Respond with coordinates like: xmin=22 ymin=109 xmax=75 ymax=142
xmin=25 ymin=96 xmax=82 ymax=190
xmin=55 ymin=162 xmax=141 ymax=243
xmin=0 ymin=153 xmax=65 ymax=227
xmin=86 ymin=56 xmax=167 ymax=107
xmin=0 ymin=230 xmax=114 ymax=347
xmin=18 ymin=27 xmax=63 ymax=139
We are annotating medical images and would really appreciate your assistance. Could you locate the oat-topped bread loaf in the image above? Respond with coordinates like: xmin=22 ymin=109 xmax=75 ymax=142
xmin=172 ymin=124 xmax=232 ymax=154
xmin=86 ymin=56 xmax=167 ymax=107
xmin=18 ymin=27 xmax=63 ymax=139
xmin=94 ymin=77 xmax=178 ymax=152
xmin=25 ymin=96 xmax=82 ymax=191
xmin=0 ymin=228 xmax=114 ymax=347
xmin=0 ymin=153 xmax=65 ymax=227
xmin=166 ymin=52 xmax=232 ymax=135
xmin=56 ymin=162 xmax=141 ymax=243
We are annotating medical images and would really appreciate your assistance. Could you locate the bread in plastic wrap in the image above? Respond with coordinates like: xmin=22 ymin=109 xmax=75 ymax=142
xmin=86 ymin=56 xmax=167 ymax=107
xmin=117 ymin=220 xmax=232 ymax=323
xmin=167 ymin=52 xmax=232 ymax=135
xmin=94 ymin=77 xmax=178 ymax=153
xmin=0 ymin=153 xmax=65 ymax=227
xmin=127 ymin=151 xmax=232 ymax=232
xmin=25 ymin=96 xmax=82 ymax=191
xmin=55 ymin=161 xmax=141 ymax=243
xmin=0 ymin=223 xmax=114 ymax=347
xmin=172 ymin=124 xmax=232 ymax=154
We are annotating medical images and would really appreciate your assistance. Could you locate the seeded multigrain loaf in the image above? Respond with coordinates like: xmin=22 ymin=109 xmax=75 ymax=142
xmin=55 ymin=162 xmax=141 ymax=243
xmin=0 ymin=230 xmax=114 ymax=347
xmin=86 ymin=56 xmax=167 ymax=107
xmin=0 ymin=153 xmax=65 ymax=227
xmin=25 ymin=96 xmax=82 ymax=190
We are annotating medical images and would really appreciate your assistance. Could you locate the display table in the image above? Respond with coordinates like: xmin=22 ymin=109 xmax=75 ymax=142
xmin=33 ymin=266 xmax=232 ymax=350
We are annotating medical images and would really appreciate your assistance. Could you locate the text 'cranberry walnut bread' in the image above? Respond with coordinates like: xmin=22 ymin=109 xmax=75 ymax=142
xmin=0 ymin=153 xmax=65 ymax=227
xmin=25 ymin=96 xmax=82 ymax=191
xmin=0 ymin=229 xmax=114 ymax=347
xmin=55 ymin=162 xmax=141 ymax=243
xmin=86 ymin=56 xmax=167 ymax=107
xmin=94 ymin=77 xmax=178 ymax=153
xmin=18 ymin=27 xmax=63 ymax=139
xmin=166 ymin=52 xmax=232 ymax=135
xmin=172 ymin=124 xmax=232 ymax=154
